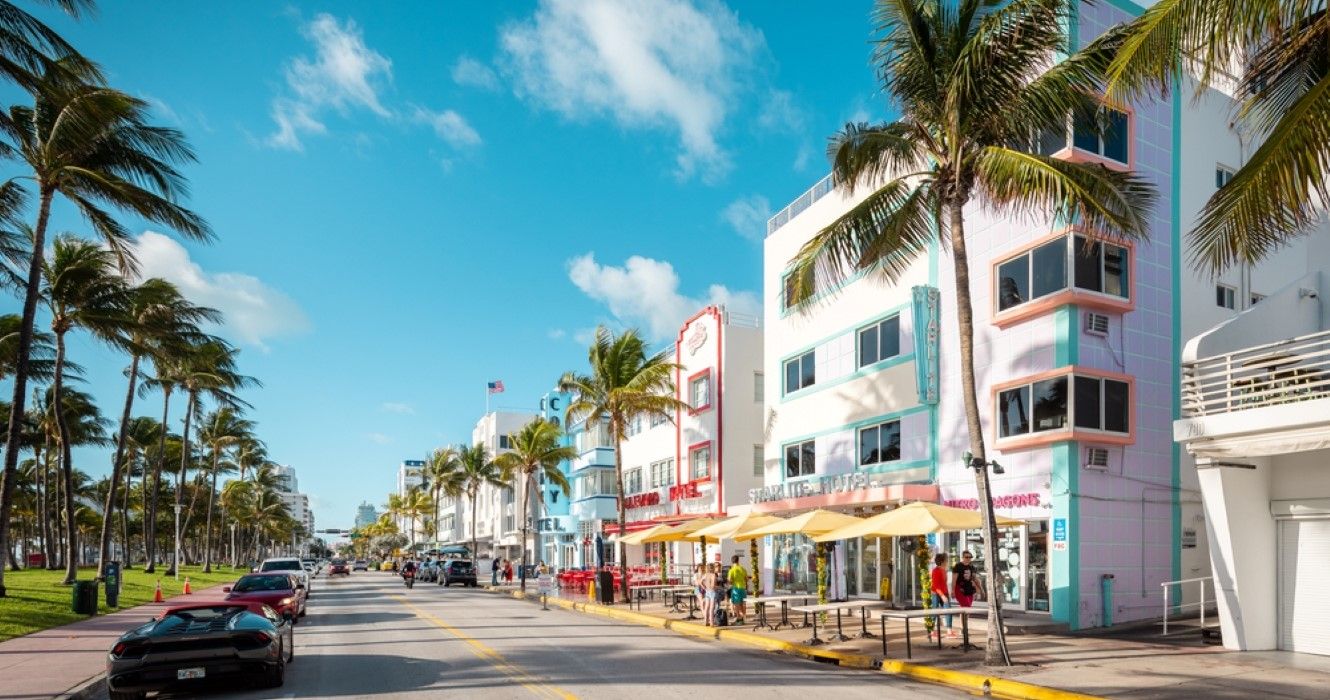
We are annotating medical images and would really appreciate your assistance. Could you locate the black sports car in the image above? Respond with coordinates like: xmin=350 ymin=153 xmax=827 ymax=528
xmin=106 ymin=604 xmax=290 ymax=699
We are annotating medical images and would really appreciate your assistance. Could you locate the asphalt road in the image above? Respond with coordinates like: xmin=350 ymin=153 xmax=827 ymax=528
xmin=164 ymin=571 xmax=962 ymax=699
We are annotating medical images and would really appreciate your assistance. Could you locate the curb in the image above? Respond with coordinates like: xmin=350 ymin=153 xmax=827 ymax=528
xmin=56 ymin=674 xmax=104 ymax=700
xmin=484 ymin=586 xmax=1102 ymax=700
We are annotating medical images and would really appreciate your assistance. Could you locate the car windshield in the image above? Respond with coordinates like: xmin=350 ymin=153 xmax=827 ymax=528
xmin=260 ymin=560 xmax=300 ymax=572
xmin=164 ymin=606 xmax=244 ymax=623
xmin=233 ymin=575 xmax=292 ymax=593
xmin=331 ymin=559 xmax=346 ymax=565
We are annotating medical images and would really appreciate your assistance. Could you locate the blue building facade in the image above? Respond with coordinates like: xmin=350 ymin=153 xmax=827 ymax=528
xmin=567 ymin=414 xmax=618 ymax=569
xmin=536 ymin=391 xmax=577 ymax=570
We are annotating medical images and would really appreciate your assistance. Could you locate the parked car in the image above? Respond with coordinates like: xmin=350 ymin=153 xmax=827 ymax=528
xmin=328 ymin=558 xmax=350 ymax=576
xmin=224 ymin=573 xmax=306 ymax=620
xmin=379 ymin=560 xmax=397 ymax=572
xmin=439 ymin=559 xmax=477 ymax=587
xmin=258 ymin=557 xmax=311 ymax=595
xmin=352 ymin=559 xmax=368 ymax=571
xmin=106 ymin=604 xmax=288 ymax=699
xmin=416 ymin=561 xmax=438 ymax=583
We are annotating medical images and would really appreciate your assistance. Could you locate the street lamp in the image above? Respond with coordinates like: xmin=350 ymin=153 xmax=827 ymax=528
xmin=173 ymin=504 xmax=182 ymax=581
xmin=230 ymin=523 xmax=238 ymax=569
xmin=963 ymin=451 xmax=1012 ymax=666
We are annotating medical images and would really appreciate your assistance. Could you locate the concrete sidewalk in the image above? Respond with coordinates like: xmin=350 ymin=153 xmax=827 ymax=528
xmin=503 ymin=585 xmax=1330 ymax=700
xmin=0 ymin=584 xmax=227 ymax=700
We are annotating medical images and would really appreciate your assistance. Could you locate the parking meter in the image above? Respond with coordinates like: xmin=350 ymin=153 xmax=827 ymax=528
xmin=104 ymin=561 xmax=121 ymax=607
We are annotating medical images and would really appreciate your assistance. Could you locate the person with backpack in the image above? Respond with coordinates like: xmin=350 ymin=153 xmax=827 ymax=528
xmin=491 ymin=557 xmax=502 ymax=586
xmin=726 ymin=555 xmax=748 ymax=625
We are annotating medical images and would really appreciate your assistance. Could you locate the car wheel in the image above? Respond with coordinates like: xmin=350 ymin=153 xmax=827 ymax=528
xmin=109 ymin=691 xmax=142 ymax=700
xmin=261 ymin=658 xmax=286 ymax=688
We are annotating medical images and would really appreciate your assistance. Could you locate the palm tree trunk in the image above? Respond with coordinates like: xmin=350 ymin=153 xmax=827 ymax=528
xmin=948 ymin=201 xmax=1011 ymax=666
xmin=0 ymin=187 xmax=55 ymax=597
xmin=145 ymin=389 xmax=171 ymax=573
xmin=98 ymin=353 xmax=141 ymax=578
xmin=612 ymin=420 xmax=629 ymax=604
xmin=42 ymin=446 xmax=56 ymax=569
xmin=169 ymin=392 xmax=195 ymax=576
xmin=120 ymin=464 xmax=131 ymax=568
xmin=470 ymin=492 xmax=478 ymax=581
xmin=202 ymin=450 xmax=218 ymax=573
xmin=519 ymin=471 xmax=531 ymax=592
xmin=51 ymin=329 xmax=79 ymax=585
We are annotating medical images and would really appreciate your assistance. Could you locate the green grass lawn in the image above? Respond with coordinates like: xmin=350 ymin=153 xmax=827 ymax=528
xmin=0 ymin=565 xmax=246 ymax=642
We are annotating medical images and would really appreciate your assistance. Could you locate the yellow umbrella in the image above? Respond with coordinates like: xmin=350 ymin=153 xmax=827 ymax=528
xmin=618 ymin=523 xmax=676 ymax=546
xmin=690 ymin=512 xmax=783 ymax=540
xmin=733 ymin=509 xmax=864 ymax=541
xmin=639 ymin=518 xmax=723 ymax=543
xmin=812 ymin=501 xmax=1026 ymax=542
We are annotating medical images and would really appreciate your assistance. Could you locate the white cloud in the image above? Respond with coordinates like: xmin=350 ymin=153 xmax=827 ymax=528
xmin=758 ymin=89 xmax=805 ymax=134
xmin=793 ymin=142 xmax=814 ymax=172
xmin=380 ymin=402 xmax=415 ymax=415
xmin=267 ymin=14 xmax=393 ymax=150
xmin=500 ymin=0 xmax=765 ymax=180
xmin=547 ymin=328 xmax=567 ymax=340
xmin=722 ymin=195 xmax=771 ymax=241
xmin=366 ymin=432 xmax=393 ymax=445
xmin=129 ymin=232 xmax=310 ymax=350
xmin=452 ymin=55 xmax=500 ymax=91
xmin=413 ymin=107 xmax=482 ymax=148
xmin=567 ymin=253 xmax=760 ymax=340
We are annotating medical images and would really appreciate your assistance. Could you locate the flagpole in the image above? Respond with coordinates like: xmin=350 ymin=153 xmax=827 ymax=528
xmin=486 ymin=384 xmax=490 ymax=415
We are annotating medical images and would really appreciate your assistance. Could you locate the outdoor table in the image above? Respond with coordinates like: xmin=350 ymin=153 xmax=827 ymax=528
xmin=749 ymin=594 xmax=815 ymax=631
xmin=878 ymin=606 xmax=984 ymax=659
xmin=631 ymin=584 xmax=683 ymax=610
xmin=791 ymin=601 xmax=887 ymax=646
xmin=662 ymin=586 xmax=698 ymax=618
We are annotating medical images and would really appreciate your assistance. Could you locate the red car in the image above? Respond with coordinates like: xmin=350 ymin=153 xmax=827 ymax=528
xmin=223 ymin=573 xmax=307 ymax=621
xmin=328 ymin=558 xmax=350 ymax=576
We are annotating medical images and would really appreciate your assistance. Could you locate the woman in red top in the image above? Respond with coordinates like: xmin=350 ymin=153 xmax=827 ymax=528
xmin=930 ymin=553 xmax=955 ymax=640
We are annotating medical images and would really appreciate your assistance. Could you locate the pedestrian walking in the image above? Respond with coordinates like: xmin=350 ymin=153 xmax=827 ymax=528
xmin=726 ymin=555 xmax=748 ymax=624
xmin=504 ymin=559 xmax=514 ymax=584
xmin=693 ymin=564 xmax=707 ymax=622
xmin=492 ymin=557 xmax=502 ymax=586
xmin=701 ymin=562 xmax=719 ymax=627
xmin=951 ymin=550 xmax=978 ymax=608
xmin=929 ymin=552 xmax=955 ymax=641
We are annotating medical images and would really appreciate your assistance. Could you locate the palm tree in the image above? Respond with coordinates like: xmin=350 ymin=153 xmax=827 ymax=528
xmin=42 ymin=236 xmax=135 ymax=583
xmin=494 ymin=418 xmax=574 ymax=591
xmin=0 ymin=314 xmax=65 ymax=383
xmin=97 ymin=279 xmax=217 ymax=577
xmin=0 ymin=1 xmax=99 ymax=90
xmin=118 ymin=416 xmax=161 ymax=566
xmin=1105 ymin=1 xmax=1328 ymax=272
xmin=423 ymin=446 xmax=461 ymax=547
xmin=382 ymin=492 xmax=405 ymax=540
xmin=44 ymin=385 xmax=107 ymax=572
xmin=560 ymin=326 xmax=687 ymax=603
xmin=456 ymin=443 xmax=505 ymax=570
xmin=166 ymin=339 xmax=256 ymax=574
xmin=197 ymin=408 xmax=251 ymax=572
xmin=784 ymin=0 xmax=1156 ymax=665
xmin=0 ymin=69 xmax=211 ymax=596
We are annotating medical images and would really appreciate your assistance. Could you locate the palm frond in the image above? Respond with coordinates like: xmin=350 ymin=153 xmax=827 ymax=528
xmin=827 ymin=121 xmax=930 ymax=194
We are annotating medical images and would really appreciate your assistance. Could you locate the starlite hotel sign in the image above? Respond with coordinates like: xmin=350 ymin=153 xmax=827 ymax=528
xmin=748 ymin=471 xmax=895 ymax=504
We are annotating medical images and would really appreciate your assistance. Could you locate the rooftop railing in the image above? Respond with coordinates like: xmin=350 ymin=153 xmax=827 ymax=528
xmin=767 ymin=173 xmax=835 ymax=237
xmin=1181 ymin=328 xmax=1330 ymax=417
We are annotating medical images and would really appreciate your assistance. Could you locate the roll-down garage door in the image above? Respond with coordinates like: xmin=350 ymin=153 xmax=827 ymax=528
xmin=1278 ymin=519 xmax=1330 ymax=655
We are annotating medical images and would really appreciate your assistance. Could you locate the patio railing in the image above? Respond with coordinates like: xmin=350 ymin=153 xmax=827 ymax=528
xmin=1161 ymin=576 xmax=1216 ymax=636
xmin=767 ymin=173 xmax=835 ymax=237
xmin=1181 ymin=328 xmax=1330 ymax=417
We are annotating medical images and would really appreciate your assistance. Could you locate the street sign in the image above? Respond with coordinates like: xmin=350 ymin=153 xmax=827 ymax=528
xmin=1052 ymin=517 xmax=1068 ymax=551
xmin=537 ymin=574 xmax=554 ymax=595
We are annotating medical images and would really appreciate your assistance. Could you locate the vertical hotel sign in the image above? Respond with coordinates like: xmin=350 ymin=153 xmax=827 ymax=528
xmin=911 ymin=286 xmax=940 ymax=404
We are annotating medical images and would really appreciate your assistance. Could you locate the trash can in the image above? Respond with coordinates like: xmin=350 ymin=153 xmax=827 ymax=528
xmin=71 ymin=580 xmax=99 ymax=615
xmin=596 ymin=571 xmax=614 ymax=605
xmin=104 ymin=561 xmax=121 ymax=608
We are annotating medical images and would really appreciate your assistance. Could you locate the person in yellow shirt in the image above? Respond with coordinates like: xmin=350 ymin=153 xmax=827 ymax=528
xmin=726 ymin=555 xmax=748 ymax=624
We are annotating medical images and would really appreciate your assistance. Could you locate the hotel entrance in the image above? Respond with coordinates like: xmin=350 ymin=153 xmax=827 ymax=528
xmin=946 ymin=519 xmax=1049 ymax=612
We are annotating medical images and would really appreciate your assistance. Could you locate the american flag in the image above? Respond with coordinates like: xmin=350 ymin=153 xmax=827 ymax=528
xmin=487 ymin=380 xmax=505 ymax=394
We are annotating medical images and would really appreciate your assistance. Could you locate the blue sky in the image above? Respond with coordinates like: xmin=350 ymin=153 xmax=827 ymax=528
xmin=25 ymin=0 xmax=886 ymax=532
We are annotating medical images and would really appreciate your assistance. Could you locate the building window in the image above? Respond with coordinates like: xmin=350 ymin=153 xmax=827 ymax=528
xmin=996 ymin=234 xmax=1129 ymax=312
xmin=649 ymin=458 xmax=675 ymax=488
xmin=783 ymin=351 xmax=816 ymax=394
xmin=1072 ymin=103 xmax=1130 ymax=164
xmin=626 ymin=415 xmax=642 ymax=437
xmin=754 ymin=372 xmax=764 ymax=402
xmin=998 ymin=373 xmax=1129 ymax=439
xmin=498 ymin=434 xmax=511 ymax=450
xmin=689 ymin=443 xmax=712 ymax=480
xmin=625 ymin=468 xmax=642 ymax=494
xmin=784 ymin=440 xmax=816 ymax=478
xmin=689 ymin=371 xmax=712 ymax=411
xmin=1216 ymin=284 xmax=1236 ymax=309
xmin=858 ymin=420 xmax=901 ymax=466
xmin=649 ymin=412 xmax=668 ymax=428
xmin=574 ymin=469 xmax=617 ymax=499
xmin=858 ymin=315 xmax=901 ymax=367
xmin=753 ymin=445 xmax=764 ymax=477
xmin=1216 ymin=166 xmax=1235 ymax=189
xmin=1250 ymin=292 xmax=1265 ymax=307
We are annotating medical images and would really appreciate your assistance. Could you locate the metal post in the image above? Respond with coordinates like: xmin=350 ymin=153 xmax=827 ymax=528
xmin=1199 ymin=579 xmax=1205 ymax=631
xmin=1162 ymin=585 xmax=1169 ymax=635
xmin=173 ymin=504 xmax=182 ymax=581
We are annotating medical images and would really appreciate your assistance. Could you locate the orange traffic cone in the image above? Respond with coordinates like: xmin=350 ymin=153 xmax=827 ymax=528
xmin=153 ymin=579 xmax=164 ymax=603
xmin=182 ymin=577 xmax=192 ymax=595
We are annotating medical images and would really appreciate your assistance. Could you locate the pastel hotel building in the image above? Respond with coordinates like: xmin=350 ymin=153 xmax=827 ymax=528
xmin=757 ymin=0 xmax=1323 ymax=629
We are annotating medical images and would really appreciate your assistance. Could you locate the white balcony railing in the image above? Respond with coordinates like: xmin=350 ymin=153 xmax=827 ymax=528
xmin=767 ymin=173 xmax=835 ymax=237
xmin=1182 ymin=328 xmax=1330 ymax=417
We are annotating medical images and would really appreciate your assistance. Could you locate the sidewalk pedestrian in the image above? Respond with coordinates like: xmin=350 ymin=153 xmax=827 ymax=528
xmin=726 ymin=555 xmax=747 ymax=624
xmin=701 ymin=562 xmax=719 ymax=627
xmin=504 ymin=559 xmax=514 ymax=584
xmin=492 ymin=557 xmax=502 ymax=586
xmin=693 ymin=564 xmax=707 ymax=623
xmin=952 ymin=550 xmax=978 ymax=609
xmin=930 ymin=552 xmax=955 ymax=641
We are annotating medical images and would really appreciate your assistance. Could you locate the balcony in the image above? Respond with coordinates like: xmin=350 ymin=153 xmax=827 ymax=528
xmin=1182 ymin=329 xmax=1330 ymax=418
xmin=767 ymin=173 xmax=835 ymax=237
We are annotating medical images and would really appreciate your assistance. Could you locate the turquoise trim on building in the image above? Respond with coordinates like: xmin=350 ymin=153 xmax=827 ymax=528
xmin=779 ymin=266 xmax=876 ymax=319
xmin=778 ymin=302 xmax=912 ymax=369
xmin=780 ymin=352 xmax=915 ymax=403
xmin=928 ymin=224 xmax=940 ymax=480
xmin=778 ymin=458 xmax=934 ymax=485
xmin=1169 ymin=73 xmax=1184 ymax=601
xmin=1050 ymin=440 xmax=1080 ymax=629
xmin=776 ymin=404 xmax=932 ymax=449
xmin=1102 ymin=0 xmax=1146 ymax=17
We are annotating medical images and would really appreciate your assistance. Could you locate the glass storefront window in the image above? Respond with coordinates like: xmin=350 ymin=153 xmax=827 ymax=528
xmin=1027 ymin=520 xmax=1050 ymax=612
xmin=772 ymin=533 xmax=817 ymax=594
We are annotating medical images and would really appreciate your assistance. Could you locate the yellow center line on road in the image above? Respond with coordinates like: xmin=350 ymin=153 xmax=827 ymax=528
xmin=391 ymin=595 xmax=578 ymax=700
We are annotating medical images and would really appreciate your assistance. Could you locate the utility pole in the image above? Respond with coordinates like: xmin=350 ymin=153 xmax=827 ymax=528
xmin=172 ymin=503 xmax=182 ymax=581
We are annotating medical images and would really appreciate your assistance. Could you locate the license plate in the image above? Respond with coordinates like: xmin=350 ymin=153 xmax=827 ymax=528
xmin=177 ymin=667 xmax=205 ymax=680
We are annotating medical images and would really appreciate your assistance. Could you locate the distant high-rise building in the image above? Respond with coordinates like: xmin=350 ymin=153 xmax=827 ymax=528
xmin=271 ymin=464 xmax=298 ymax=493
xmin=354 ymin=502 xmax=379 ymax=529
